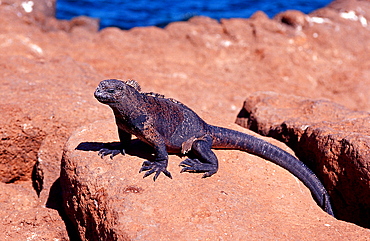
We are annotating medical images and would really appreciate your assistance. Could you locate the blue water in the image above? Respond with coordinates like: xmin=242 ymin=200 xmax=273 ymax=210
xmin=56 ymin=0 xmax=332 ymax=30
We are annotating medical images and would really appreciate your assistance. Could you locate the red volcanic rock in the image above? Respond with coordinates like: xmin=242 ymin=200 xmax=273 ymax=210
xmin=0 ymin=0 xmax=55 ymax=17
xmin=60 ymin=119 xmax=370 ymax=240
xmin=236 ymin=91 xmax=370 ymax=228
xmin=1 ymin=0 xmax=370 ymax=238
xmin=0 ymin=181 xmax=69 ymax=240
xmin=274 ymin=10 xmax=308 ymax=29
xmin=0 ymin=104 xmax=45 ymax=183
xmin=0 ymin=55 xmax=103 ymax=239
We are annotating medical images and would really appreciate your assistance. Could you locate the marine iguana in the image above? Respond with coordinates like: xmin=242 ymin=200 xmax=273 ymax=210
xmin=94 ymin=79 xmax=334 ymax=216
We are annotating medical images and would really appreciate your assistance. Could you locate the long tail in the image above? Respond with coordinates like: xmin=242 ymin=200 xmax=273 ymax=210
xmin=210 ymin=125 xmax=334 ymax=216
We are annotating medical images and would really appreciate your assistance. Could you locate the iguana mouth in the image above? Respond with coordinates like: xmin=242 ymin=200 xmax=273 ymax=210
xmin=94 ymin=90 xmax=114 ymax=103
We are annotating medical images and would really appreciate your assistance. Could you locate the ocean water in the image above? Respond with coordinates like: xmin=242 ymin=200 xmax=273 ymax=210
xmin=56 ymin=0 xmax=333 ymax=30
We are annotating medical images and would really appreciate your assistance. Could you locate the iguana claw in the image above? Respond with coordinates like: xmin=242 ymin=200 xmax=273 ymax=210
xmin=98 ymin=148 xmax=124 ymax=159
xmin=179 ymin=158 xmax=217 ymax=178
xmin=139 ymin=160 xmax=172 ymax=181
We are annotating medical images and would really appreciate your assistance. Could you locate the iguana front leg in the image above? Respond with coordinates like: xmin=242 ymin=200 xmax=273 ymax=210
xmin=138 ymin=129 xmax=172 ymax=181
xmin=98 ymin=128 xmax=131 ymax=159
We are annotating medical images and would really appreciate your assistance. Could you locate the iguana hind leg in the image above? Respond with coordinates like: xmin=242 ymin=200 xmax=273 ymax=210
xmin=179 ymin=136 xmax=218 ymax=178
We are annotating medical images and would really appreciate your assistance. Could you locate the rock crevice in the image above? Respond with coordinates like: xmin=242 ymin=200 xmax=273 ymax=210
xmin=236 ymin=91 xmax=370 ymax=228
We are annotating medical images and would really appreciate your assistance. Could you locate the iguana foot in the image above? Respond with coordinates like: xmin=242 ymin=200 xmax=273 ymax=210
xmin=98 ymin=148 xmax=124 ymax=159
xmin=139 ymin=160 xmax=172 ymax=181
xmin=179 ymin=158 xmax=217 ymax=178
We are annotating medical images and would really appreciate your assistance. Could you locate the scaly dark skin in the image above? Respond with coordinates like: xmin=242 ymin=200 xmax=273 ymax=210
xmin=94 ymin=79 xmax=334 ymax=216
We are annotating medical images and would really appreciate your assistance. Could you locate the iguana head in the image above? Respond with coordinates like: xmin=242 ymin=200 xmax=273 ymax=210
xmin=94 ymin=79 xmax=140 ymax=104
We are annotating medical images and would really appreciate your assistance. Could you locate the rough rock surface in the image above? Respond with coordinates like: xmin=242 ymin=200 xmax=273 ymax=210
xmin=1 ymin=0 xmax=370 ymax=239
xmin=236 ymin=92 xmax=370 ymax=227
xmin=0 ymin=181 xmax=69 ymax=240
xmin=61 ymin=119 xmax=368 ymax=240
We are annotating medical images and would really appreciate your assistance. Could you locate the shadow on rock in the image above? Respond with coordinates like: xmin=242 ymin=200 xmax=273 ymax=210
xmin=46 ymin=178 xmax=82 ymax=241
xmin=75 ymin=139 xmax=156 ymax=161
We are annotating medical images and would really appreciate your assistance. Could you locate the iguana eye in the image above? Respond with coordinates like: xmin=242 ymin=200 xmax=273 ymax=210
xmin=107 ymin=89 xmax=115 ymax=93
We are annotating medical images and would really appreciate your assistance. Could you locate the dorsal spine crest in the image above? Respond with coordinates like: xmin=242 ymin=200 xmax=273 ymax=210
xmin=124 ymin=79 xmax=141 ymax=91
